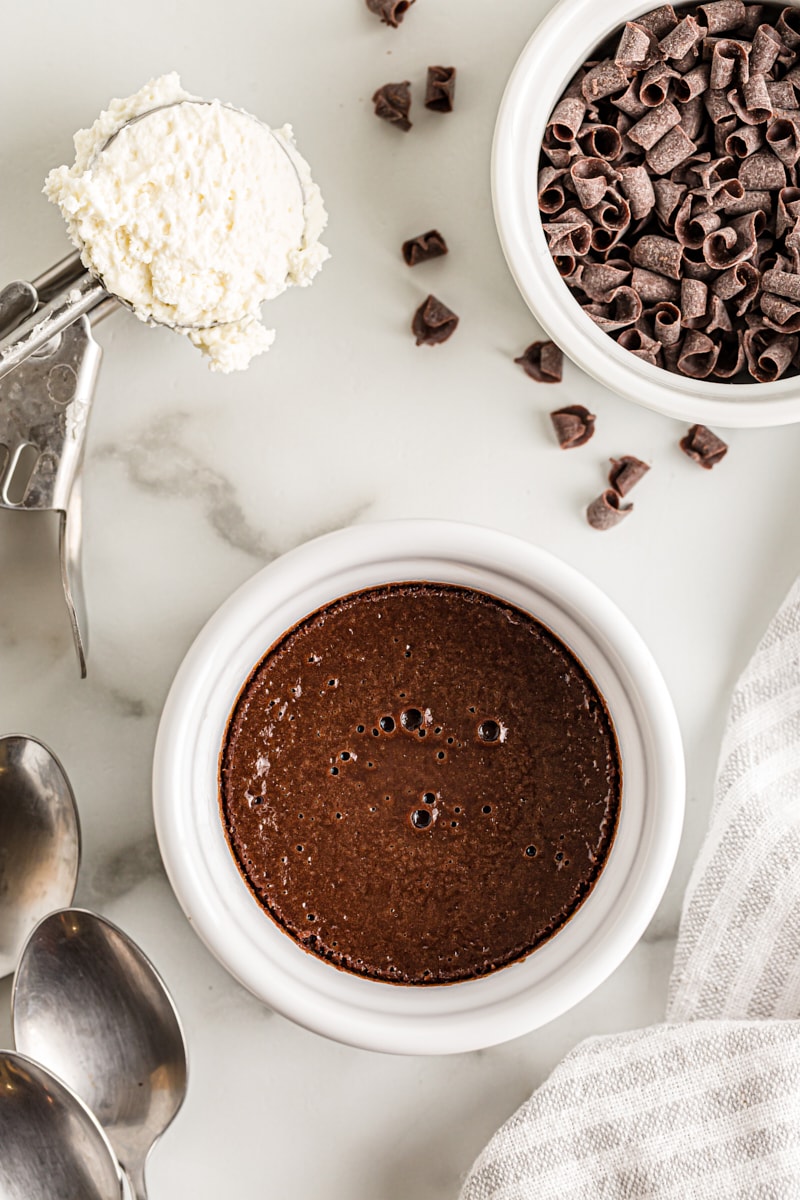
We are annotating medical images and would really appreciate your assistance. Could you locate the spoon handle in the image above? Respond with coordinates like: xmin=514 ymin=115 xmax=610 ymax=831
xmin=125 ymin=1160 xmax=148 ymax=1200
xmin=0 ymin=272 xmax=107 ymax=382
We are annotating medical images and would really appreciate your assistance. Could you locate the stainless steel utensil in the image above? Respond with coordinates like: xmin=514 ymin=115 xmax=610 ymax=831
xmin=0 ymin=99 xmax=307 ymax=381
xmin=0 ymin=253 xmax=115 ymax=676
xmin=12 ymin=907 xmax=188 ymax=1200
xmin=0 ymin=734 xmax=80 ymax=978
xmin=0 ymin=1050 xmax=124 ymax=1200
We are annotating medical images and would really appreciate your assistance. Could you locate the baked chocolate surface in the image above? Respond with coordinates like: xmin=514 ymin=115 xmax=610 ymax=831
xmin=220 ymin=583 xmax=621 ymax=985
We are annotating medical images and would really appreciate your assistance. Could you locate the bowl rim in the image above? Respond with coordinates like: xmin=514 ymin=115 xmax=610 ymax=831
xmin=153 ymin=519 xmax=685 ymax=1054
xmin=491 ymin=0 xmax=800 ymax=429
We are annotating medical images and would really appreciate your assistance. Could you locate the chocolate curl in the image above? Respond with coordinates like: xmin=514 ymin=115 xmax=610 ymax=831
xmin=766 ymin=81 xmax=797 ymax=111
xmin=638 ymin=5 xmax=679 ymax=39
xmin=631 ymin=266 xmax=681 ymax=301
xmin=615 ymin=22 xmax=660 ymax=70
xmin=425 ymin=66 xmax=456 ymax=114
xmin=579 ymin=124 xmax=624 ymax=159
xmin=631 ymin=234 xmax=684 ymax=277
xmin=751 ymin=331 xmax=798 ymax=379
xmin=538 ymin=167 xmax=568 ymax=214
xmin=608 ymin=455 xmax=650 ymax=495
xmin=583 ymin=285 xmax=643 ymax=330
xmin=541 ymin=139 xmax=579 ymax=169
xmin=751 ymin=24 xmax=786 ymax=74
xmin=724 ymin=123 xmax=764 ymax=157
xmin=738 ymin=5 xmax=766 ymax=38
xmin=514 ymin=341 xmax=563 ymax=382
xmin=726 ymin=86 xmax=769 ymax=127
xmin=704 ymin=87 xmax=737 ymax=126
xmin=712 ymin=260 xmax=760 ymax=313
xmin=703 ymin=209 xmax=765 ymax=267
xmin=628 ymin=100 xmax=682 ymax=150
xmin=679 ymin=423 xmax=729 ymax=466
xmin=587 ymin=490 xmax=632 ymax=530
xmin=554 ymin=255 xmax=580 ymax=279
xmin=372 ymin=82 xmax=412 ymax=131
xmin=698 ymin=0 xmax=746 ymax=34
xmin=548 ymin=97 xmax=587 ymax=142
xmin=705 ymin=292 xmax=734 ymax=332
xmin=588 ymin=191 xmax=632 ymax=252
xmin=675 ymin=195 xmax=722 ymax=249
xmin=766 ymin=114 xmax=800 ymax=167
xmin=776 ymin=185 xmax=800 ymax=236
xmin=785 ymin=216 xmax=800 ymax=272
xmin=582 ymin=60 xmax=629 ymax=102
xmin=712 ymin=331 xmax=746 ymax=376
xmin=759 ymin=290 xmax=800 ymax=331
xmin=619 ymin=164 xmax=656 ymax=219
xmin=652 ymin=177 xmax=687 ymax=223
xmin=685 ymin=154 xmax=736 ymax=188
xmin=721 ymin=189 xmax=771 ymax=216
xmin=543 ymin=208 xmax=593 ymax=257
xmin=549 ymin=405 xmax=595 ymax=448
xmin=647 ymin=124 xmax=697 ymax=172
xmin=366 ymin=0 xmax=415 ymax=27
xmin=616 ymin=327 xmax=662 ymax=362
xmin=681 ymin=275 xmax=709 ymax=324
xmin=581 ymin=262 xmax=632 ymax=301
xmin=612 ymin=78 xmax=650 ymax=118
xmin=710 ymin=40 xmax=751 ymax=91
xmin=678 ymin=94 xmax=706 ymax=140
xmin=676 ymin=330 xmax=721 ymax=376
xmin=777 ymin=8 xmax=800 ymax=49
xmin=742 ymin=73 xmax=773 ymax=120
xmin=739 ymin=150 xmax=786 ymax=190
xmin=402 ymin=230 xmax=448 ymax=267
xmin=659 ymin=15 xmax=704 ymax=60
xmin=412 ymin=295 xmax=459 ymax=345
xmin=640 ymin=63 xmax=679 ymax=107
xmin=651 ymin=300 xmax=683 ymax=343
xmin=672 ymin=46 xmax=703 ymax=74
xmin=570 ymin=157 xmax=621 ymax=209
xmin=674 ymin=63 xmax=711 ymax=102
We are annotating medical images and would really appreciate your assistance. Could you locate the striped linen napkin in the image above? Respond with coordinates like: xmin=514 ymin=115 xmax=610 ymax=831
xmin=460 ymin=578 xmax=800 ymax=1200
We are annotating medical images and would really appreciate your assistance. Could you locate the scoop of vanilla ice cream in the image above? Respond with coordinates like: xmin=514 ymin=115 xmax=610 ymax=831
xmin=44 ymin=73 xmax=329 ymax=372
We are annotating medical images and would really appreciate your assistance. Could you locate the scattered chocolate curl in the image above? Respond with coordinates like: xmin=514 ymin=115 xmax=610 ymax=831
xmin=608 ymin=456 xmax=651 ymax=495
xmin=587 ymin=490 xmax=633 ymax=530
xmin=515 ymin=341 xmax=564 ymax=382
xmin=412 ymin=295 xmax=459 ymax=345
xmin=679 ymin=423 xmax=729 ymax=468
xmin=373 ymin=82 xmax=412 ymax=131
xmin=366 ymin=0 xmax=416 ymax=27
xmin=550 ymin=405 xmax=596 ymax=448
xmin=425 ymin=66 xmax=457 ymax=113
xmin=402 ymin=230 xmax=449 ymax=266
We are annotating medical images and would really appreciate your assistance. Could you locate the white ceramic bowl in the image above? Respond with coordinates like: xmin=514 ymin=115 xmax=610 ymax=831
xmin=493 ymin=0 xmax=800 ymax=428
xmin=153 ymin=521 xmax=684 ymax=1054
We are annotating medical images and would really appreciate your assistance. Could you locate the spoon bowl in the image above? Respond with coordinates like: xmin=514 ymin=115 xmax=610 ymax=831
xmin=0 ymin=1050 xmax=123 ymax=1200
xmin=0 ymin=734 xmax=80 ymax=977
xmin=12 ymin=907 xmax=187 ymax=1200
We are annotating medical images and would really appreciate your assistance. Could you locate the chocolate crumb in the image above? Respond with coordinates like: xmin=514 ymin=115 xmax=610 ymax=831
xmin=366 ymin=0 xmax=416 ymax=27
xmin=515 ymin=340 xmax=563 ymax=383
xmin=425 ymin=66 xmax=457 ymax=113
xmin=549 ymin=405 xmax=595 ymax=448
xmin=608 ymin=455 xmax=650 ymax=496
xmin=412 ymin=295 xmax=459 ymax=345
xmin=402 ymin=230 xmax=449 ymax=266
xmin=587 ymin=490 xmax=633 ymax=530
xmin=373 ymin=82 xmax=412 ymax=131
xmin=679 ymin=424 xmax=729 ymax=469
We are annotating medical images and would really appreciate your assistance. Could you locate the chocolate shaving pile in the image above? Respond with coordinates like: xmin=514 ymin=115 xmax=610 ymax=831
xmin=680 ymin=422 xmax=730 ymax=464
xmin=515 ymin=340 xmax=564 ymax=381
xmin=373 ymin=82 xmax=413 ymax=131
xmin=587 ymin=489 xmax=633 ymax=529
xmin=540 ymin=2 xmax=800 ymax=383
xmin=426 ymin=66 xmax=457 ymax=112
xmin=608 ymin=454 xmax=651 ymax=493
xmin=412 ymin=295 xmax=460 ymax=344
xmin=550 ymin=404 xmax=596 ymax=446
xmin=402 ymin=229 xmax=449 ymax=265
xmin=366 ymin=0 xmax=416 ymax=27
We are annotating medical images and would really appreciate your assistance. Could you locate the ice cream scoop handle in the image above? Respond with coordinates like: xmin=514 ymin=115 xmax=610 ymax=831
xmin=0 ymin=272 xmax=107 ymax=381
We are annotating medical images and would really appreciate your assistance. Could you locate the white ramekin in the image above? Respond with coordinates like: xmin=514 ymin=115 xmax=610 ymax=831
xmin=493 ymin=0 xmax=800 ymax=428
xmin=153 ymin=521 xmax=684 ymax=1055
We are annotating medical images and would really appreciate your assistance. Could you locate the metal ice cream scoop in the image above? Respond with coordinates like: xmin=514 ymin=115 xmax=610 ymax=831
xmin=0 ymin=734 xmax=80 ymax=978
xmin=12 ymin=907 xmax=188 ymax=1200
xmin=0 ymin=99 xmax=307 ymax=382
xmin=0 ymin=1050 xmax=124 ymax=1200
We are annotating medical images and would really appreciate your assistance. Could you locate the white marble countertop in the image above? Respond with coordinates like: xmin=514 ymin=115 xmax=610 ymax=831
xmin=2 ymin=1 xmax=800 ymax=1196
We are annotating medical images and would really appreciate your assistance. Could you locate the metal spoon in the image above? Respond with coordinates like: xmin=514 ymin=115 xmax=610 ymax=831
xmin=0 ymin=1050 xmax=123 ymax=1200
xmin=0 ymin=99 xmax=306 ymax=381
xmin=12 ymin=907 xmax=187 ymax=1200
xmin=0 ymin=734 xmax=80 ymax=978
